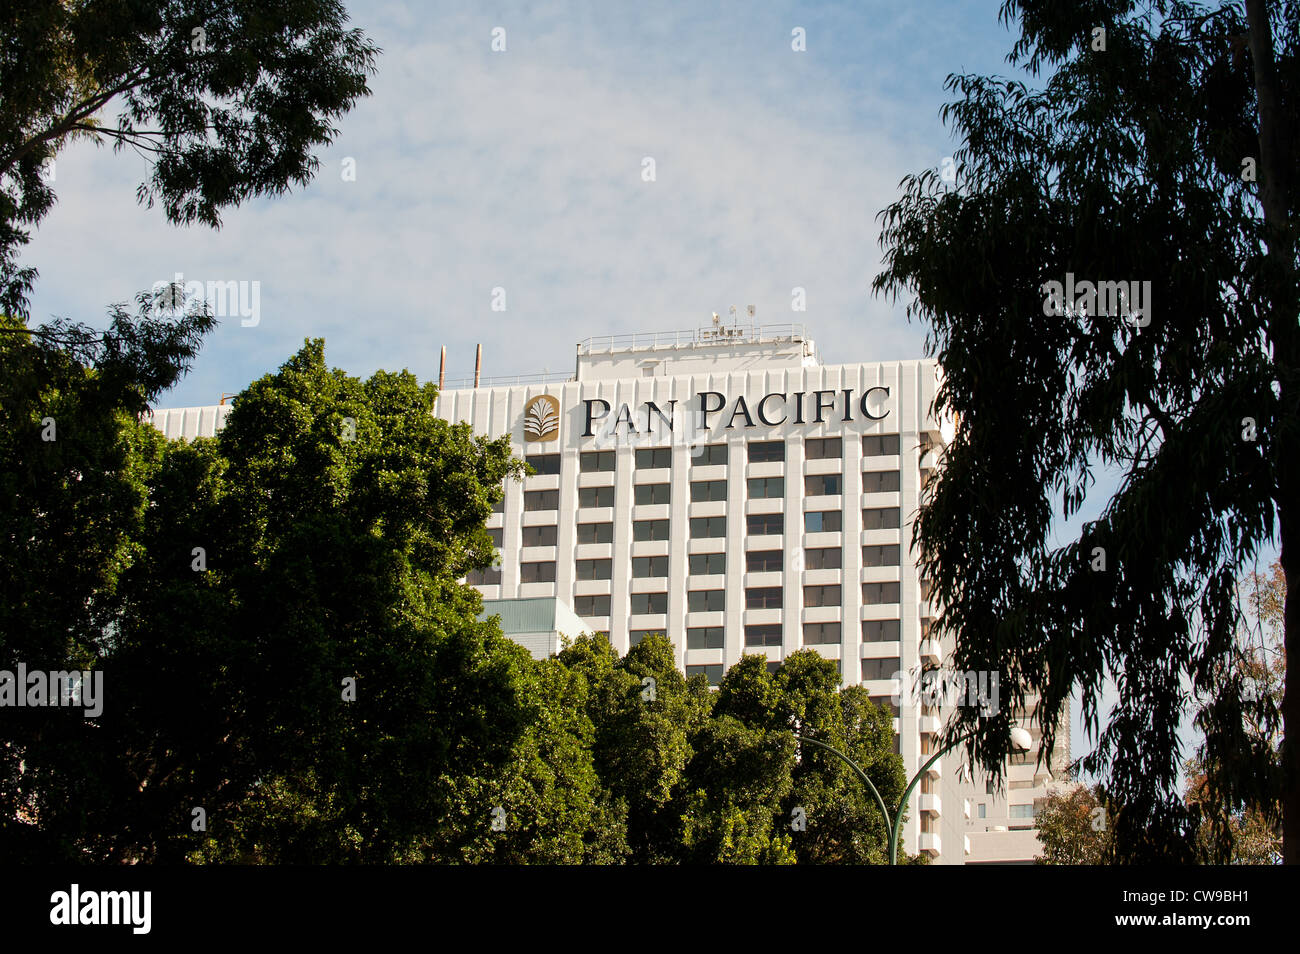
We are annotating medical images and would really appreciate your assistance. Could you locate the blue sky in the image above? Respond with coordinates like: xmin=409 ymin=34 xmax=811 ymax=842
xmin=23 ymin=0 xmax=1257 ymax=785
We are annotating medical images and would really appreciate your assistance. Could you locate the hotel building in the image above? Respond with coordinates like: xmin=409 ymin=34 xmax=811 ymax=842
xmin=148 ymin=320 xmax=1065 ymax=863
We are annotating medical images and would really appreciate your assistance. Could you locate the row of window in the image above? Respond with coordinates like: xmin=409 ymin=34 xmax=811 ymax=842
xmin=507 ymin=510 xmax=904 ymax=544
xmin=681 ymin=658 xmax=910 ymax=695
xmin=474 ymin=545 xmax=903 ymax=582
xmin=615 ymin=619 xmax=905 ymax=652
xmin=566 ymin=435 xmax=905 ymax=475
xmin=518 ymin=473 xmax=899 ymax=511
xmin=542 ymin=585 xmax=907 ymax=617
xmin=469 ymin=547 xmax=906 ymax=585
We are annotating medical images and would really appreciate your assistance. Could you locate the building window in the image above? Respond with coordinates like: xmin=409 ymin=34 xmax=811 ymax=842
xmin=574 ymin=594 xmax=611 ymax=616
xmin=686 ymin=663 xmax=724 ymax=686
xmin=466 ymin=567 xmax=502 ymax=585
xmin=803 ymin=621 xmax=840 ymax=645
xmin=694 ymin=444 xmax=728 ymax=466
xmin=632 ymin=555 xmax=669 ymax=578
xmin=748 ymin=440 xmax=785 ymax=463
xmin=766 ymin=660 xmax=781 ymax=675
xmin=862 ymin=507 xmax=901 ymax=530
xmin=491 ymin=491 xmax=505 ymax=514
xmin=634 ymin=483 xmax=671 ymax=505
xmin=580 ymin=450 xmax=615 ymax=473
xmin=862 ymin=434 xmax=901 ymax=457
xmin=633 ymin=519 xmax=670 ymax=542
xmin=804 ymin=473 xmax=842 ymax=496
xmin=635 ymin=447 xmax=671 ymax=469
xmin=576 ymin=522 xmax=613 ymax=544
xmin=862 ymin=619 xmax=902 ymax=642
xmin=575 ymin=558 xmax=612 ymax=581
xmin=629 ymin=629 xmax=659 ymax=646
xmin=520 ymin=525 xmax=558 ymax=548
xmin=630 ymin=591 xmax=668 ymax=615
xmin=745 ymin=587 xmax=783 ymax=609
xmin=526 ymin=453 xmax=561 ymax=476
xmin=687 ymin=589 xmax=725 ymax=612
xmin=862 ymin=470 xmax=901 ymax=493
xmin=745 ymin=550 xmax=783 ymax=573
xmin=1009 ymin=804 xmax=1037 ymax=820
xmin=578 ymin=485 xmax=614 ymax=508
xmin=978 ymin=803 xmax=987 ymax=819
xmin=487 ymin=527 xmax=503 ymax=547
xmin=687 ymin=626 xmax=724 ymax=649
xmin=519 ymin=561 xmax=556 ymax=584
xmin=747 ymin=476 xmax=785 ymax=499
xmin=862 ymin=544 xmax=901 ymax=566
xmin=804 ymin=510 xmax=842 ymax=533
xmin=690 ymin=479 xmax=727 ymax=502
xmin=746 ymin=513 xmax=783 ymax=536
xmin=524 ymin=489 xmax=559 ymax=511
xmin=861 ymin=657 xmax=899 ymax=680
xmin=804 ymin=437 xmax=842 ymax=460
xmin=689 ymin=516 xmax=726 ymax=538
xmin=745 ymin=624 xmax=782 ymax=647
xmin=862 ymin=582 xmax=901 ymax=605
xmin=869 ymin=695 xmax=900 ymax=718
xmin=804 ymin=584 xmax=841 ymax=607
xmin=688 ymin=552 xmax=725 ymax=575
xmin=805 ymin=547 xmax=841 ymax=570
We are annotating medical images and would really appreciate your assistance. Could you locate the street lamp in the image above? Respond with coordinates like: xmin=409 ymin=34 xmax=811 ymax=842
xmin=795 ymin=725 xmax=1033 ymax=864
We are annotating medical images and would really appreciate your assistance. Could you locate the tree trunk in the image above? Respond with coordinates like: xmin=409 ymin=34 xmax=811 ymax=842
xmin=1244 ymin=0 xmax=1298 ymax=864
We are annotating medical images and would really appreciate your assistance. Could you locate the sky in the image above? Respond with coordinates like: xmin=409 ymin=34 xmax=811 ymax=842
xmin=21 ymin=0 xmax=1259 ymax=785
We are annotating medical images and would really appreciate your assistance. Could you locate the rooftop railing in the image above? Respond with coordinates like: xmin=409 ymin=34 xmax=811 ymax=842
xmin=576 ymin=323 xmax=807 ymax=355
xmin=440 ymin=370 xmax=575 ymax=390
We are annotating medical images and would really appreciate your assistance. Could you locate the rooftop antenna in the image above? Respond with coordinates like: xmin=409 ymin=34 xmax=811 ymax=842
xmin=747 ymin=304 xmax=756 ymax=319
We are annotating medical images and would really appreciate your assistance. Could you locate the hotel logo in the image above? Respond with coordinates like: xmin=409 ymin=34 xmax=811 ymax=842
xmin=523 ymin=394 xmax=560 ymax=441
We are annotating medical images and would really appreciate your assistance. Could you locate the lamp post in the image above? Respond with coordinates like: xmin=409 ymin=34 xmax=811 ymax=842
xmin=796 ymin=726 xmax=1033 ymax=864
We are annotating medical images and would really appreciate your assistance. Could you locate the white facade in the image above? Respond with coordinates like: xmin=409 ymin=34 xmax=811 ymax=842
xmin=148 ymin=321 xmax=1063 ymax=864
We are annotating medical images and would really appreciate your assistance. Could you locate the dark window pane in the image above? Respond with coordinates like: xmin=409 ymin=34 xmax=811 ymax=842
xmin=526 ymin=454 xmax=561 ymax=475
xmin=688 ymin=552 xmax=725 ymax=575
xmin=744 ymin=624 xmax=782 ymax=647
xmin=576 ymin=522 xmax=613 ymax=544
xmin=578 ymin=485 xmax=614 ymax=508
xmin=748 ymin=441 xmax=784 ymax=463
xmin=745 ymin=550 xmax=783 ymax=573
xmin=687 ymin=626 xmax=725 ymax=649
xmin=580 ymin=451 xmax=615 ymax=472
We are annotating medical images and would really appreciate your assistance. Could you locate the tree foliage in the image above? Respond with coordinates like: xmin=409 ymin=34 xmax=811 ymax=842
xmin=1035 ymin=784 xmax=1113 ymax=865
xmin=873 ymin=0 xmax=1298 ymax=862
xmin=0 ymin=0 xmax=380 ymax=317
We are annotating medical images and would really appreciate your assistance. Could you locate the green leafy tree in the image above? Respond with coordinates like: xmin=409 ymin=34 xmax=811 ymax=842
xmin=0 ymin=297 xmax=214 ymax=861
xmin=0 ymin=0 xmax=379 ymax=316
xmin=558 ymin=633 xmax=706 ymax=863
xmin=873 ymin=0 xmax=1297 ymax=861
xmin=1035 ymin=784 xmax=1113 ymax=865
xmin=12 ymin=338 xmax=544 ymax=862
xmin=679 ymin=651 xmax=909 ymax=864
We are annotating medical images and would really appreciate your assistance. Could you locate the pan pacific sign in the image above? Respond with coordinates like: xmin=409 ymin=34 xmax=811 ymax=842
xmin=582 ymin=387 xmax=890 ymax=438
